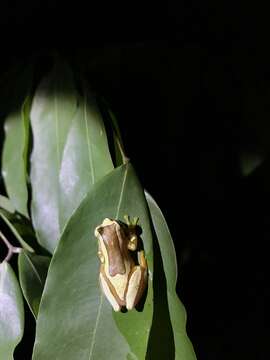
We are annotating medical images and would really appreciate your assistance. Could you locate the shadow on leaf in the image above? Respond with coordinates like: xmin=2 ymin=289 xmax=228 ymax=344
xmin=146 ymin=221 xmax=175 ymax=359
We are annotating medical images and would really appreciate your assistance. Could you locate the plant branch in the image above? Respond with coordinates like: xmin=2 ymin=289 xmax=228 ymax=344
xmin=0 ymin=230 xmax=22 ymax=262
xmin=115 ymin=135 xmax=130 ymax=164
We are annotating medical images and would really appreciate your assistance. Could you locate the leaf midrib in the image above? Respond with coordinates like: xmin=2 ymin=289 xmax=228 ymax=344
xmin=23 ymin=253 xmax=43 ymax=285
xmin=88 ymin=165 xmax=128 ymax=359
xmin=54 ymin=84 xmax=60 ymax=170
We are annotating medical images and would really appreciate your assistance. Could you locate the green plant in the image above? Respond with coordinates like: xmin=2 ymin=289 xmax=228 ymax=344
xmin=0 ymin=57 xmax=196 ymax=359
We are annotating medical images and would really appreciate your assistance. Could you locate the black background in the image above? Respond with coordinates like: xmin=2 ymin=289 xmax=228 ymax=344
xmin=1 ymin=2 xmax=270 ymax=359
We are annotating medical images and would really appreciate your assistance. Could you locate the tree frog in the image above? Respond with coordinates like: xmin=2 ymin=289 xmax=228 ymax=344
xmin=94 ymin=216 xmax=148 ymax=311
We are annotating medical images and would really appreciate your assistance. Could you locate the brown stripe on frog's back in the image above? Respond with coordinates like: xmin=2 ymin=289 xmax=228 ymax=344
xmin=98 ymin=223 xmax=126 ymax=276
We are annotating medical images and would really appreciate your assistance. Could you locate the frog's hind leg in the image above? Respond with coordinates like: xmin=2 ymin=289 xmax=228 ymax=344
xmin=125 ymin=251 xmax=148 ymax=310
xmin=99 ymin=272 xmax=121 ymax=312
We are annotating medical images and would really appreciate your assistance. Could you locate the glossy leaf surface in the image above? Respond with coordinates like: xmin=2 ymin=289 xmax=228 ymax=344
xmin=58 ymin=91 xmax=113 ymax=229
xmin=30 ymin=64 xmax=113 ymax=253
xmin=33 ymin=163 xmax=153 ymax=360
xmin=18 ymin=251 xmax=50 ymax=318
xmin=145 ymin=192 xmax=197 ymax=360
xmin=0 ymin=262 xmax=24 ymax=359
xmin=30 ymin=61 xmax=77 ymax=253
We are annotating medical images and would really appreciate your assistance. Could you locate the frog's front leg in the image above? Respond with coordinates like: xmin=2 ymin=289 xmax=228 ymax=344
xmin=126 ymin=250 xmax=148 ymax=310
xmin=124 ymin=215 xmax=139 ymax=251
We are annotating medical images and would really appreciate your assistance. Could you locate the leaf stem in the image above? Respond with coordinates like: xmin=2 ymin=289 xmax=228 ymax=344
xmin=0 ymin=230 xmax=22 ymax=263
xmin=115 ymin=135 xmax=130 ymax=164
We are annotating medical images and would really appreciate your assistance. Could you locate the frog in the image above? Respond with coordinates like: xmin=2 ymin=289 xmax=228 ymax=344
xmin=94 ymin=216 xmax=147 ymax=311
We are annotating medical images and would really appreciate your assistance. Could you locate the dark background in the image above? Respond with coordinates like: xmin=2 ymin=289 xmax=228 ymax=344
xmin=1 ymin=2 xmax=270 ymax=359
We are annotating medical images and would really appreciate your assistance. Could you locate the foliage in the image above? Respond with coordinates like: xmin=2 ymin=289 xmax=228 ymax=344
xmin=0 ymin=57 xmax=196 ymax=359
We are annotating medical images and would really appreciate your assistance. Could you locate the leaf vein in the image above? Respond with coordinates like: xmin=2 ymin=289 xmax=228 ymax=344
xmin=54 ymin=88 xmax=60 ymax=169
xmin=87 ymin=166 xmax=128 ymax=359
xmin=116 ymin=166 xmax=128 ymax=218
xmin=88 ymin=293 xmax=103 ymax=359
xmin=84 ymin=93 xmax=95 ymax=184
xmin=24 ymin=253 xmax=43 ymax=285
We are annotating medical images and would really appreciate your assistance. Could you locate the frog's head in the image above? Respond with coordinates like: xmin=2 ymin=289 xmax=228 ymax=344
xmin=123 ymin=215 xmax=140 ymax=251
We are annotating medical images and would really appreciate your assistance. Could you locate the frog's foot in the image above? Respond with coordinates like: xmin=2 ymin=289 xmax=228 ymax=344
xmin=124 ymin=215 xmax=139 ymax=227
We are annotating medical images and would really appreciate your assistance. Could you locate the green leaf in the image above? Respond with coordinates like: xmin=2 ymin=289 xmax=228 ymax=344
xmin=0 ymin=195 xmax=15 ymax=213
xmin=108 ymin=108 xmax=126 ymax=166
xmin=0 ymin=209 xmax=34 ymax=252
xmin=0 ymin=207 xmax=44 ymax=254
xmin=30 ymin=64 xmax=113 ymax=253
xmin=2 ymin=67 xmax=32 ymax=217
xmin=30 ymin=61 xmax=78 ymax=253
xmin=18 ymin=251 xmax=50 ymax=319
xmin=99 ymin=98 xmax=126 ymax=166
xmin=58 ymin=90 xmax=114 ymax=229
xmin=0 ymin=261 xmax=24 ymax=359
xmin=2 ymin=96 xmax=31 ymax=218
xmin=33 ymin=163 xmax=153 ymax=360
xmin=145 ymin=192 xmax=197 ymax=360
